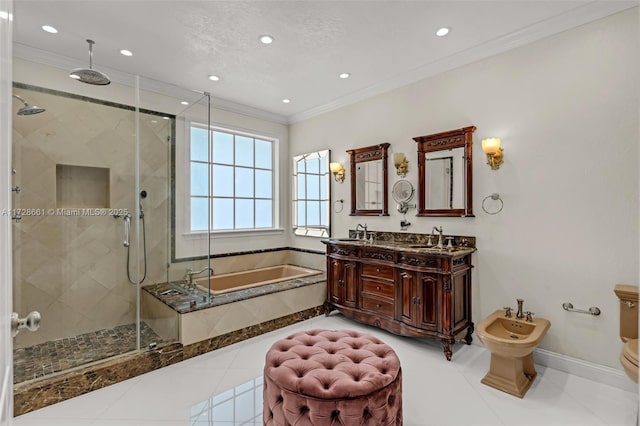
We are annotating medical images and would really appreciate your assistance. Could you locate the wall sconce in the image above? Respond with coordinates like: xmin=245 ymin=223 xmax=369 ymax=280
xmin=393 ymin=153 xmax=409 ymax=177
xmin=329 ymin=162 xmax=345 ymax=183
xmin=481 ymin=138 xmax=504 ymax=170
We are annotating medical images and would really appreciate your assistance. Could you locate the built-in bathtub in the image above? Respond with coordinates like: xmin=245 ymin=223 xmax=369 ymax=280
xmin=194 ymin=264 xmax=321 ymax=295
xmin=143 ymin=262 xmax=326 ymax=346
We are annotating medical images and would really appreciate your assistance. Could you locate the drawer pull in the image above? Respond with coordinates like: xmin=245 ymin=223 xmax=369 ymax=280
xmin=376 ymin=268 xmax=380 ymax=272
xmin=376 ymin=286 xmax=381 ymax=290
xmin=376 ymin=304 xmax=382 ymax=308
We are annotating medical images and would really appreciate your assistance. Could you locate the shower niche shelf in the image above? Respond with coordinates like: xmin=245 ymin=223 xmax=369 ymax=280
xmin=56 ymin=164 xmax=110 ymax=208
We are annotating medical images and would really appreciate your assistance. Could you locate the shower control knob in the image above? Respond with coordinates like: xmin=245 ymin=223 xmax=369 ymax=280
xmin=11 ymin=311 xmax=41 ymax=337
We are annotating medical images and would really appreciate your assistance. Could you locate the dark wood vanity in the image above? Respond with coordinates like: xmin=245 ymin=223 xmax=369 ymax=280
xmin=323 ymin=235 xmax=475 ymax=360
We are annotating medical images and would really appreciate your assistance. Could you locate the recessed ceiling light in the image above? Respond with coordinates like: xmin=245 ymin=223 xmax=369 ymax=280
xmin=162 ymin=116 xmax=170 ymax=120
xmin=42 ymin=25 xmax=58 ymax=34
xmin=208 ymin=75 xmax=220 ymax=81
xmin=181 ymin=101 xmax=189 ymax=105
xmin=0 ymin=11 xmax=13 ymax=21
xmin=120 ymin=49 xmax=133 ymax=57
xmin=259 ymin=35 xmax=274 ymax=44
xmin=151 ymin=120 xmax=158 ymax=124
xmin=339 ymin=73 xmax=350 ymax=79
xmin=436 ymin=27 xmax=450 ymax=37
xmin=282 ymin=99 xmax=291 ymax=104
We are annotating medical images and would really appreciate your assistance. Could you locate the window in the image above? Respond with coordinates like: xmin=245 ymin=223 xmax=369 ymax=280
xmin=292 ymin=150 xmax=330 ymax=237
xmin=190 ymin=125 xmax=275 ymax=232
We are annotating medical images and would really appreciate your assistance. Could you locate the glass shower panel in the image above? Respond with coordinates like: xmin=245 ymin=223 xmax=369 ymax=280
xmin=10 ymin=80 xmax=145 ymax=384
xmin=171 ymin=93 xmax=214 ymax=298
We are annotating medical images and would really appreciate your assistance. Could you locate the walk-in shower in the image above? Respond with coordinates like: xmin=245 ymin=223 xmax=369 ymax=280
xmin=11 ymin=84 xmax=174 ymax=385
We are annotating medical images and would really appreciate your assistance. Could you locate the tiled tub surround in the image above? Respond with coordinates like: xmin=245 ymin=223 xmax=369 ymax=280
xmin=143 ymin=266 xmax=326 ymax=345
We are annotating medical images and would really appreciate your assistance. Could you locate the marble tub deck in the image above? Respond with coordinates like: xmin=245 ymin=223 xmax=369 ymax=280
xmin=142 ymin=269 xmax=326 ymax=314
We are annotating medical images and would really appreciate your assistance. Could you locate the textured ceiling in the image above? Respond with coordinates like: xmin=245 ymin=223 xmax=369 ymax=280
xmin=12 ymin=1 xmax=637 ymax=122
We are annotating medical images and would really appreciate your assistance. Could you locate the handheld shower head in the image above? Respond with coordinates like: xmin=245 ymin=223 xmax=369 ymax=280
xmin=13 ymin=95 xmax=46 ymax=115
xmin=70 ymin=40 xmax=111 ymax=85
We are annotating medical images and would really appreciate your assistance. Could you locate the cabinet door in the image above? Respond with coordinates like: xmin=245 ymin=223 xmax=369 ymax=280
xmin=343 ymin=261 xmax=358 ymax=308
xmin=328 ymin=258 xmax=344 ymax=305
xmin=415 ymin=273 xmax=439 ymax=331
xmin=399 ymin=270 xmax=415 ymax=325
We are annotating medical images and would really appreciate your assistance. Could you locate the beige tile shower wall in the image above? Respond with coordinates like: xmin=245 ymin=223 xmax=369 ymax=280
xmin=11 ymin=88 xmax=171 ymax=348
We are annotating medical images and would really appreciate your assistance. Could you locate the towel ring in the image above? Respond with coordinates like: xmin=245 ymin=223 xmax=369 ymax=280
xmin=333 ymin=199 xmax=344 ymax=213
xmin=482 ymin=193 xmax=503 ymax=215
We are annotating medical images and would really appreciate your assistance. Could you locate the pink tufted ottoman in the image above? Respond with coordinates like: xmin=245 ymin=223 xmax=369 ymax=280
xmin=263 ymin=329 xmax=402 ymax=425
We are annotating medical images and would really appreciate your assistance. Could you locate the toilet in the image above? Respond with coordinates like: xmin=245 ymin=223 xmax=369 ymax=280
xmin=614 ymin=284 xmax=638 ymax=383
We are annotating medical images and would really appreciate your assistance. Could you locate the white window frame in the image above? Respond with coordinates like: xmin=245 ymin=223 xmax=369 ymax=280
xmin=188 ymin=123 xmax=277 ymax=234
xmin=292 ymin=150 xmax=330 ymax=238
xmin=174 ymin=118 xmax=282 ymax=259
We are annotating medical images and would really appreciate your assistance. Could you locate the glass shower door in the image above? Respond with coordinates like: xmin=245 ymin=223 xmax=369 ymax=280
xmin=10 ymin=81 xmax=146 ymax=384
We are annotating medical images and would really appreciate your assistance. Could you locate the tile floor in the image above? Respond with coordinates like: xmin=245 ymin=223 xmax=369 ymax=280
xmin=13 ymin=314 xmax=639 ymax=426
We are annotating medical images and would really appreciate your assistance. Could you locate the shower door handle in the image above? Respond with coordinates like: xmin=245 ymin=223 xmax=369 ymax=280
xmin=11 ymin=311 xmax=41 ymax=338
xmin=123 ymin=214 xmax=131 ymax=247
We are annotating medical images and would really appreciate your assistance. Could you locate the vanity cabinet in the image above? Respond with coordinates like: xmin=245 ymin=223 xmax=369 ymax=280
xmin=323 ymin=241 xmax=474 ymax=360
xmin=326 ymin=246 xmax=358 ymax=308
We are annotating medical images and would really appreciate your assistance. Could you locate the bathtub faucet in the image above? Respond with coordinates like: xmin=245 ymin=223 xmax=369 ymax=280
xmin=184 ymin=266 xmax=214 ymax=289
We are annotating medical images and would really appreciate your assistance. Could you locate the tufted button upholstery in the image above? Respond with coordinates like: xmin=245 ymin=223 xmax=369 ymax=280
xmin=263 ymin=329 xmax=402 ymax=425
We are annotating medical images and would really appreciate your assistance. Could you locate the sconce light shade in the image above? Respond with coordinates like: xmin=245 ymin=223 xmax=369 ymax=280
xmin=393 ymin=153 xmax=409 ymax=177
xmin=481 ymin=137 xmax=504 ymax=170
xmin=329 ymin=162 xmax=345 ymax=183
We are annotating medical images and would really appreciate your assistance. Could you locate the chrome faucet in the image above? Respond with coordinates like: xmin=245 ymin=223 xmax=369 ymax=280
xmin=184 ymin=266 xmax=214 ymax=289
xmin=432 ymin=226 xmax=444 ymax=249
xmin=356 ymin=223 xmax=368 ymax=240
xmin=516 ymin=298 xmax=524 ymax=319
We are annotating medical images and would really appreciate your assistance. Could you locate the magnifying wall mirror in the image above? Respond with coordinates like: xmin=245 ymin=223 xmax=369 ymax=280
xmin=347 ymin=143 xmax=390 ymax=216
xmin=392 ymin=180 xmax=415 ymax=214
xmin=414 ymin=126 xmax=475 ymax=217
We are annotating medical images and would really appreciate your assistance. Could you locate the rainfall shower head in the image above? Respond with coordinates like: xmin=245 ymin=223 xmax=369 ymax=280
xmin=69 ymin=39 xmax=111 ymax=85
xmin=12 ymin=95 xmax=46 ymax=115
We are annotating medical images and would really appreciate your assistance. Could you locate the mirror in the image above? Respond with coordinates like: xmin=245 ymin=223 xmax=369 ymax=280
xmin=347 ymin=143 xmax=390 ymax=216
xmin=391 ymin=179 xmax=415 ymax=214
xmin=292 ymin=150 xmax=330 ymax=237
xmin=414 ymin=126 xmax=475 ymax=217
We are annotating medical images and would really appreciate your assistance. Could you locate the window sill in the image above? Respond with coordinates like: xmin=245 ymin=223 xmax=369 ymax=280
xmin=183 ymin=228 xmax=285 ymax=239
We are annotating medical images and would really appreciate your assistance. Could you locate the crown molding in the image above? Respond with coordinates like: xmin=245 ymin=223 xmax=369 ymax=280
xmin=288 ymin=1 xmax=638 ymax=124
xmin=12 ymin=43 xmax=289 ymax=125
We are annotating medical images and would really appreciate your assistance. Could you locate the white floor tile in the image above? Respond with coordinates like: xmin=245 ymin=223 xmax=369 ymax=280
xmin=13 ymin=314 xmax=639 ymax=426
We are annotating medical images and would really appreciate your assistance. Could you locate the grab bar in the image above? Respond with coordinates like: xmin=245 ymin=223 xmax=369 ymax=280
xmin=123 ymin=213 xmax=131 ymax=247
xmin=562 ymin=302 xmax=601 ymax=316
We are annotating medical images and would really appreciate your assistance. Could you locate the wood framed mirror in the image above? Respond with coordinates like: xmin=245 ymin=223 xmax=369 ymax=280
xmin=347 ymin=143 xmax=390 ymax=216
xmin=414 ymin=126 xmax=475 ymax=217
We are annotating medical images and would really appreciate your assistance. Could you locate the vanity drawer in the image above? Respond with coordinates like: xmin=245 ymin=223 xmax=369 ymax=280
xmin=361 ymin=264 xmax=394 ymax=281
xmin=398 ymin=253 xmax=442 ymax=271
xmin=328 ymin=244 xmax=358 ymax=258
xmin=362 ymin=278 xmax=394 ymax=299
xmin=361 ymin=294 xmax=395 ymax=318
xmin=361 ymin=247 xmax=395 ymax=263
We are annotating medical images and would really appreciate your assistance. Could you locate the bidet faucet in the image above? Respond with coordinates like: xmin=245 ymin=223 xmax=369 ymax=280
xmin=516 ymin=298 xmax=524 ymax=319
xmin=432 ymin=226 xmax=444 ymax=249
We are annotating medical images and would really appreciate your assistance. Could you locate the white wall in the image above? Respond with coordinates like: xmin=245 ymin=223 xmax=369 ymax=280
xmin=290 ymin=8 xmax=639 ymax=369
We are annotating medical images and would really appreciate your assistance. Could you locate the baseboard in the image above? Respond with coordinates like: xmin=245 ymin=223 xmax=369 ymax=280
xmin=533 ymin=348 xmax=638 ymax=393
xmin=470 ymin=337 xmax=637 ymax=393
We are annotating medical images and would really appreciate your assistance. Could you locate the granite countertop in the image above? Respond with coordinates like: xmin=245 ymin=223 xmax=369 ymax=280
xmin=321 ymin=237 xmax=476 ymax=257
xmin=143 ymin=271 xmax=326 ymax=314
